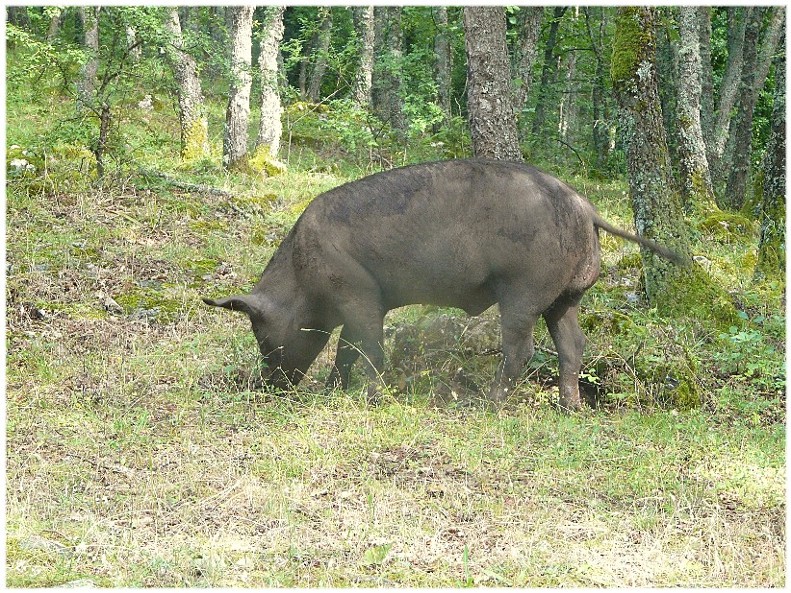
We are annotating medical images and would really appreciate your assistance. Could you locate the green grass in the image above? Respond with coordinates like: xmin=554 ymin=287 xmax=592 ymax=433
xmin=6 ymin=81 xmax=785 ymax=586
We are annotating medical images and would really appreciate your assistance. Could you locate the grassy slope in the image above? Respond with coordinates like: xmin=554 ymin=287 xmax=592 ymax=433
xmin=5 ymin=87 xmax=785 ymax=586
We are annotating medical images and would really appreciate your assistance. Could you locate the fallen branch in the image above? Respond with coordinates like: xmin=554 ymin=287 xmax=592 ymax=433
xmin=136 ymin=168 xmax=235 ymax=198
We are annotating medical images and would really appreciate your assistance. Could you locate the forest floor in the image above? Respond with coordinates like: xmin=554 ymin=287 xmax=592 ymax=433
xmin=5 ymin=90 xmax=786 ymax=587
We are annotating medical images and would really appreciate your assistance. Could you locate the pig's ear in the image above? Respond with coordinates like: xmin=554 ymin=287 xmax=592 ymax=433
xmin=202 ymin=295 xmax=259 ymax=316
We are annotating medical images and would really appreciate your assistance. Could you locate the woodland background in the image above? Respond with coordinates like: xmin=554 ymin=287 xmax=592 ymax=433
xmin=5 ymin=5 xmax=786 ymax=587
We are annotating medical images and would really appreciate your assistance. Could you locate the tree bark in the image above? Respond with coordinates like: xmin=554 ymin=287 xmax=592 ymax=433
xmin=352 ymin=6 xmax=375 ymax=108
xmin=46 ymin=7 xmax=63 ymax=41
xmin=463 ymin=6 xmax=522 ymax=161
xmin=675 ymin=6 xmax=716 ymax=212
xmin=223 ymin=6 xmax=254 ymax=171
xmin=77 ymin=6 xmax=100 ymax=112
xmin=372 ymin=7 xmax=406 ymax=137
xmin=612 ymin=7 xmax=694 ymax=311
xmin=697 ymin=7 xmax=715 ymax=151
xmin=531 ymin=7 xmax=566 ymax=139
xmin=755 ymin=26 xmax=786 ymax=280
xmin=307 ymin=7 xmax=333 ymax=102
xmin=434 ymin=6 xmax=452 ymax=121
xmin=256 ymin=6 xmax=286 ymax=158
xmin=709 ymin=7 xmax=748 ymax=175
xmin=164 ymin=8 xmax=209 ymax=161
xmin=512 ymin=6 xmax=543 ymax=130
xmin=723 ymin=8 xmax=763 ymax=209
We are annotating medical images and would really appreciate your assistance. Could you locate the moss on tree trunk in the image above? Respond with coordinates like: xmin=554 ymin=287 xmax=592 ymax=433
xmin=612 ymin=7 xmax=738 ymax=327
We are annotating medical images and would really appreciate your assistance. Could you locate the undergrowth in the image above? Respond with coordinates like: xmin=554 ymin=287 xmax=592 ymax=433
xmin=5 ymin=77 xmax=785 ymax=587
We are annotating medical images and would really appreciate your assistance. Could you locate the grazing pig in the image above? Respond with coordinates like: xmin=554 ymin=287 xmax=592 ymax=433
xmin=204 ymin=159 xmax=681 ymax=410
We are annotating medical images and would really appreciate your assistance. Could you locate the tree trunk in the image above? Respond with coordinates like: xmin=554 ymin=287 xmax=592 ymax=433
xmin=656 ymin=17 xmax=679 ymax=171
xmin=463 ymin=6 xmax=522 ymax=161
xmin=126 ymin=26 xmax=141 ymax=62
xmin=584 ymin=6 xmax=611 ymax=173
xmin=47 ymin=7 xmax=63 ymax=41
xmin=223 ymin=6 xmax=254 ymax=171
xmin=612 ymin=7 xmax=696 ymax=312
xmin=709 ymin=7 xmax=748 ymax=175
xmin=755 ymin=27 xmax=786 ymax=280
xmin=434 ymin=6 xmax=452 ymax=121
xmin=512 ymin=6 xmax=543 ymax=130
xmin=675 ymin=6 xmax=716 ymax=212
xmin=352 ymin=6 xmax=375 ymax=108
xmin=77 ymin=6 xmax=100 ymax=112
xmin=255 ymin=6 xmax=286 ymax=158
xmin=7 ymin=7 xmax=31 ymax=29
xmin=372 ymin=7 xmax=406 ymax=137
xmin=164 ymin=8 xmax=209 ymax=161
xmin=723 ymin=8 xmax=763 ymax=209
xmin=697 ymin=7 xmax=715 ymax=151
xmin=307 ymin=7 xmax=332 ymax=102
xmin=557 ymin=9 xmax=579 ymax=145
xmin=531 ymin=7 xmax=566 ymax=139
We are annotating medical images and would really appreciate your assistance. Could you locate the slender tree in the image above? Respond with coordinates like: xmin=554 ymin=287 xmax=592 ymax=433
xmin=463 ymin=6 xmax=521 ymax=161
xmin=723 ymin=8 xmax=763 ymax=209
xmin=255 ymin=6 xmax=286 ymax=159
xmin=372 ymin=7 xmax=406 ymax=137
xmin=77 ymin=6 xmax=100 ymax=111
xmin=512 ymin=6 xmax=543 ymax=131
xmin=709 ymin=7 xmax=748 ymax=175
xmin=434 ymin=6 xmax=452 ymax=121
xmin=351 ymin=6 xmax=375 ymax=107
xmin=755 ymin=25 xmax=785 ymax=279
xmin=164 ymin=7 xmax=209 ymax=161
xmin=306 ymin=7 xmax=332 ymax=102
xmin=675 ymin=6 xmax=716 ymax=212
xmin=557 ymin=9 xmax=579 ymax=144
xmin=584 ymin=6 xmax=612 ymax=172
xmin=223 ymin=6 xmax=254 ymax=171
xmin=531 ymin=7 xmax=566 ymax=138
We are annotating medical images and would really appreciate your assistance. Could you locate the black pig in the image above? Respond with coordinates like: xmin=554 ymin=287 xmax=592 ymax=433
xmin=204 ymin=159 xmax=681 ymax=410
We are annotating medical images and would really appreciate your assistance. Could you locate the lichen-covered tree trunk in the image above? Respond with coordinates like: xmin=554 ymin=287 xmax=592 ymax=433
xmin=77 ymin=6 xmax=100 ymax=111
xmin=755 ymin=29 xmax=786 ymax=280
xmin=306 ymin=7 xmax=332 ymax=102
xmin=372 ymin=7 xmax=406 ymax=137
xmin=512 ymin=6 xmax=543 ymax=132
xmin=656 ymin=15 xmax=679 ymax=169
xmin=722 ymin=8 xmax=763 ymax=210
xmin=255 ymin=6 xmax=285 ymax=160
xmin=463 ymin=6 xmax=522 ymax=161
xmin=709 ymin=7 xmax=748 ymax=178
xmin=351 ymin=6 xmax=375 ymax=108
xmin=613 ymin=8 xmax=738 ymax=324
xmin=675 ymin=6 xmax=716 ymax=212
xmin=697 ymin=7 xmax=715 ymax=155
xmin=612 ymin=8 xmax=694 ymax=311
xmin=434 ymin=6 xmax=452 ymax=121
xmin=223 ymin=6 xmax=254 ymax=171
xmin=164 ymin=8 xmax=209 ymax=161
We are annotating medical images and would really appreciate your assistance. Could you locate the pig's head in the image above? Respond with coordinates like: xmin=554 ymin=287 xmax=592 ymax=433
xmin=203 ymin=293 xmax=324 ymax=390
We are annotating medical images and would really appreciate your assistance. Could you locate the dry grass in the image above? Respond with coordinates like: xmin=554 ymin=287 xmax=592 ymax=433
xmin=5 ymin=171 xmax=785 ymax=587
